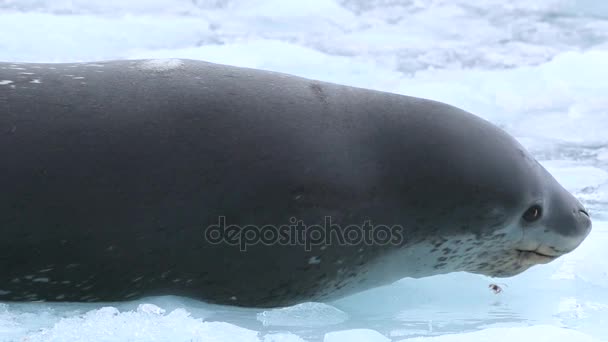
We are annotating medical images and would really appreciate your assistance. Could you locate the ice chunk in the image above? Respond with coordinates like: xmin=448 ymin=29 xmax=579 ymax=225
xmin=137 ymin=303 xmax=166 ymax=315
xmin=22 ymin=306 xmax=260 ymax=342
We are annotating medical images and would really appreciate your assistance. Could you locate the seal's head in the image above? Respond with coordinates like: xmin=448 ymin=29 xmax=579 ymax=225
xmin=443 ymin=139 xmax=593 ymax=278
xmin=471 ymin=164 xmax=592 ymax=277
xmin=392 ymin=104 xmax=593 ymax=279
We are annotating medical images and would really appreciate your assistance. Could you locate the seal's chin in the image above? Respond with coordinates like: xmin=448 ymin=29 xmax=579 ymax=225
xmin=516 ymin=249 xmax=561 ymax=265
xmin=468 ymin=248 xmax=565 ymax=278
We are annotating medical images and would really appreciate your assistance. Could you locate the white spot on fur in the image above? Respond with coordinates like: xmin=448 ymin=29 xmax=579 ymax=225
xmin=0 ymin=290 xmax=11 ymax=295
xmin=55 ymin=294 xmax=65 ymax=300
xmin=72 ymin=76 xmax=85 ymax=80
xmin=139 ymin=59 xmax=184 ymax=72
xmin=309 ymin=256 xmax=321 ymax=265
xmin=38 ymin=268 xmax=53 ymax=273
xmin=20 ymin=72 xmax=34 ymax=75
xmin=0 ymin=80 xmax=13 ymax=85
xmin=33 ymin=277 xmax=50 ymax=283
xmin=230 ymin=296 xmax=237 ymax=301
xmin=30 ymin=79 xmax=41 ymax=84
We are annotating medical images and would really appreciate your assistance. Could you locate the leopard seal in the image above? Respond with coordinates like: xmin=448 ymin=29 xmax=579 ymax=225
xmin=0 ymin=59 xmax=591 ymax=307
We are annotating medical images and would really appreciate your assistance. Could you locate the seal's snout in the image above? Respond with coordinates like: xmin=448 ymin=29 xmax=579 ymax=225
xmin=542 ymin=199 xmax=592 ymax=256
xmin=516 ymin=186 xmax=592 ymax=267
xmin=575 ymin=207 xmax=592 ymax=236
xmin=569 ymin=198 xmax=592 ymax=236
xmin=544 ymin=204 xmax=592 ymax=258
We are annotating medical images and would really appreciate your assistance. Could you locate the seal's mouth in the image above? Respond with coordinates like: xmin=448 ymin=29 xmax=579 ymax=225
xmin=516 ymin=249 xmax=561 ymax=264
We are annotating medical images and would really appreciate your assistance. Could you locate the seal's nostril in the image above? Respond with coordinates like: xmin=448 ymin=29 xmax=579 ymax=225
xmin=577 ymin=208 xmax=592 ymax=233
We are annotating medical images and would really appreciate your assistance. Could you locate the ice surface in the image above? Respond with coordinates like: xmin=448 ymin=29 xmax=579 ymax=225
xmin=1 ymin=0 xmax=608 ymax=341
xmin=264 ymin=332 xmax=308 ymax=342
xmin=398 ymin=325 xmax=605 ymax=342
xmin=324 ymin=329 xmax=390 ymax=342
xmin=257 ymin=302 xmax=348 ymax=328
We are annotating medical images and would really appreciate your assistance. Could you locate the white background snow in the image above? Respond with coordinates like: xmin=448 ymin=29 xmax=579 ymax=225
xmin=1 ymin=0 xmax=607 ymax=341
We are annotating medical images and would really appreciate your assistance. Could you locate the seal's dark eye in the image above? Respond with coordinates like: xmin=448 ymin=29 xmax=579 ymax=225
xmin=523 ymin=205 xmax=542 ymax=222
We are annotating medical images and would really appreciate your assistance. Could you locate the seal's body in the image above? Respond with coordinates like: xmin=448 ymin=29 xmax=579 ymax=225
xmin=0 ymin=59 xmax=591 ymax=307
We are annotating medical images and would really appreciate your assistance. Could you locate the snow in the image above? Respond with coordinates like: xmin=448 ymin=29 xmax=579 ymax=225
xmin=1 ymin=0 xmax=608 ymax=341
